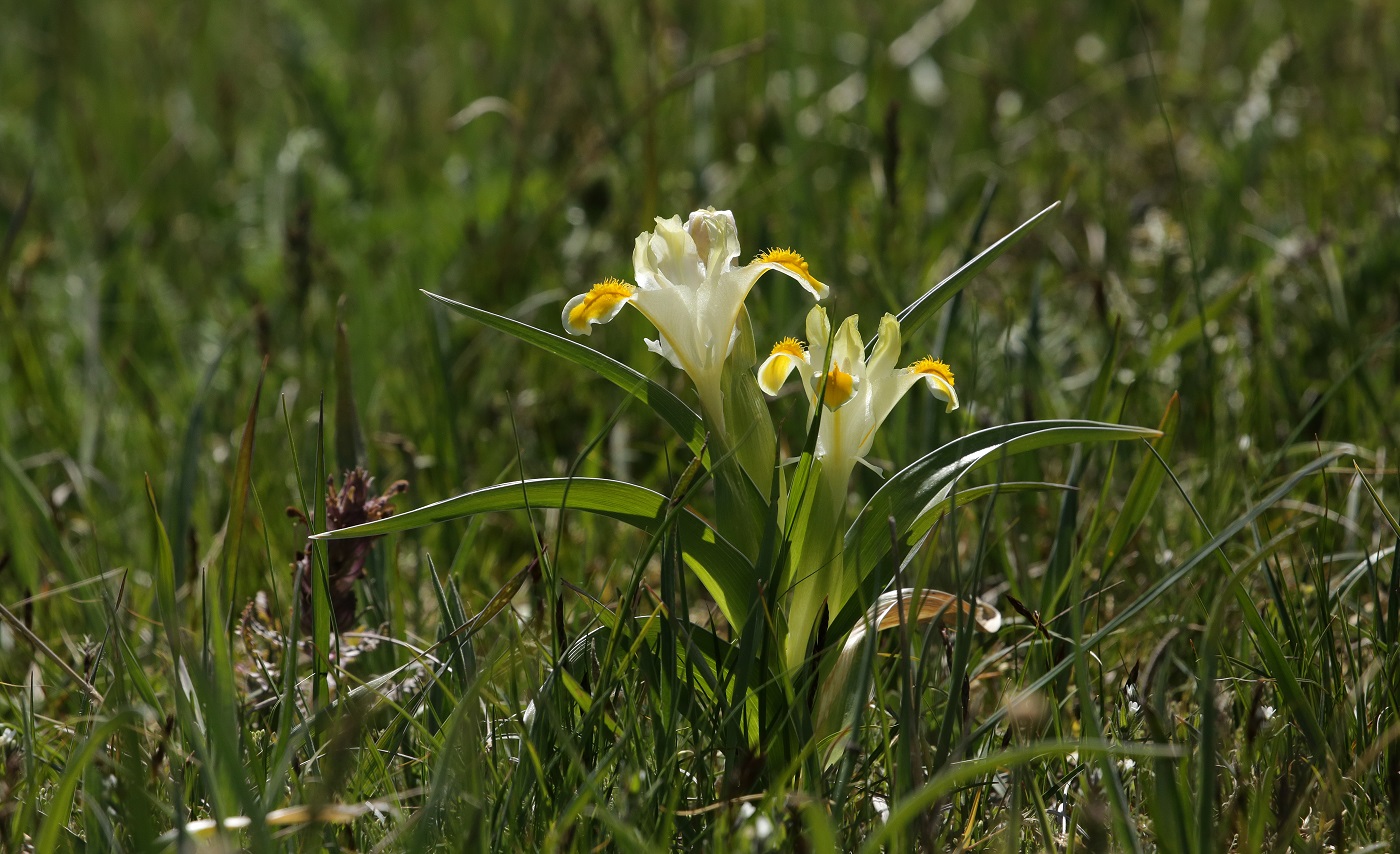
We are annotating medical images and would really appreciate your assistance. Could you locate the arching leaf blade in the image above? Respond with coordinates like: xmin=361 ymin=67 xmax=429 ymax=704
xmin=314 ymin=477 xmax=753 ymax=625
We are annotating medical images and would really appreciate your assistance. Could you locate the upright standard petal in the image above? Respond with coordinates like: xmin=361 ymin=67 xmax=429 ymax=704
xmin=634 ymin=215 xmax=704 ymax=292
xmin=687 ymin=208 xmax=741 ymax=277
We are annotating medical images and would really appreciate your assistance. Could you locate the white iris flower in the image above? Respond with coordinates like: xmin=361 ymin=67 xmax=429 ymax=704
xmin=759 ymin=305 xmax=960 ymax=667
xmin=758 ymin=305 xmax=958 ymax=508
xmin=563 ymin=208 xmax=827 ymax=427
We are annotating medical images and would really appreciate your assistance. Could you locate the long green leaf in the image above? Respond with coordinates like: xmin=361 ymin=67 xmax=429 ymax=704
xmin=858 ymin=740 xmax=1182 ymax=854
xmin=906 ymin=481 xmax=1075 ymax=541
xmin=314 ymin=477 xmax=755 ymax=625
xmin=221 ymin=359 xmax=266 ymax=622
xmin=421 ymin=291 xmax=707 ymax=456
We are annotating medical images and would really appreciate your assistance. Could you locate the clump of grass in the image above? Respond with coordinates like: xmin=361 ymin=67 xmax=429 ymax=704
xmin=2 ymin=0 xmax=1399 ymax=850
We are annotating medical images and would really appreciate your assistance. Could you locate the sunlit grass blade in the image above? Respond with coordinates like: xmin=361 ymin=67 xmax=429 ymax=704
xmin=334 ymin=317 xmax=367 ymax=471
xmin=858 ymin=741 xmax=1183 ymax=854
xmin=165 ymin=344 xmax=229 ymax=588
xmin=1354 ymin=462 xmax=1400 ymax=538
xmin=34 ymin=712 xmax=138 ymax=854
xmin=1145 ymin=439 xmax=1334 ymax=762
xmin=973 ymin=447 xmax=1349 ymax=741
xmin=221 ymin=357 xmax=267 ymax=625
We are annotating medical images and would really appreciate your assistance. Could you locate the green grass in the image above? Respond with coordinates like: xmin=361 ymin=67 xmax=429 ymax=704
xmin=3 ymin=0 xmax=1399 ymax=850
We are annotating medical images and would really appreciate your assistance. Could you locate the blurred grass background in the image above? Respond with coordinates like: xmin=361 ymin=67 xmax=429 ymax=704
xmin=3 ymin=0 xmax=1400 ymax=848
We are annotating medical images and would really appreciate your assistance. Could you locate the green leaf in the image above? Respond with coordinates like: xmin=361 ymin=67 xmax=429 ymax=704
xmin=334 ymin=317 xmax=367 ymax=471
xmin=315 ymin=477 xmax=755 ymax=625
xmin=714 ymin=306 xmax=780 ymax=556
xmin=35 ymin=712 xmax=139 ymax=854
xmin=906 ymin=481 xmax=1076 ymax=542
xmin=835 ymin=420 xmax=1159 ymax=635
xmin=421 ymin=291 xmax=707 ymax=457
xmin=221 ymin=360 xmax=266 ymax=624
xmin=1148 ymin=274 xmax=1250 ymax=364
xmin=858 ymin=740 xmax=1182 ymax=854
xmin=1354 ymin=462 xmax=1400 ymax=538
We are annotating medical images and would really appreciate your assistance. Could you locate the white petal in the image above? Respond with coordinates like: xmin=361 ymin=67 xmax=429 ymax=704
xmin=685 ymin=208 xmax=741 ymax=276
xmin=562 ymin=285 xmax=635 ymax=336
xmin=866 ymin=313 xmax=903 ymax=377
xmin=645 ymin=336 xmax=686 ymax=371
xmin=752 ymin=261 xmax=826 ymax=300
xmin=830 ymin=315 xmax=865 ymax=377
xmin=805 ymin=305 xmax=832 ymax=368
xmin=924 ymin=374 xmax=960 ymax=412
xmin=631 ymin=286 xmax=701 ymax=375
xmin=635 ymin=215 xmax=703 ymax=291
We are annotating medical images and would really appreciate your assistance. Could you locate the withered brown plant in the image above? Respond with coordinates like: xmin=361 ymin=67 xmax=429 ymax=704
xmin=288 ymin=468 xmax=407 ymax=632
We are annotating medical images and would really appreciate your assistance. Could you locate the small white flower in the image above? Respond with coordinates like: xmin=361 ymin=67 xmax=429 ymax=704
xmin=870 ymin=794 xmax=890 ymax=823
xmin=753 ymin=815 xmax=774 ymax=844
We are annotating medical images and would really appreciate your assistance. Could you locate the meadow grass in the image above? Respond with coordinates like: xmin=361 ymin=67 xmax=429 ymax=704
xmin=2 ymin=0 xmax=1399 ymax=850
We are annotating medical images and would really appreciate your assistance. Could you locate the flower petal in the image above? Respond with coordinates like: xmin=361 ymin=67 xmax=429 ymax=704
xmin=632 ymin=286 xmax=703 ymax=375
xmin=830 ymin=315 xmax=865 ymax=377
xmin=907 ymin=357 xmax=960 ymax=413
xmin=805 ymin=305 xmax=832 ymax=368
xmin=686 ymin=208 xmax=741 ymax=277
xmin=866 ymin=313 xmax=903 ymax=378
xmin=924 ymin=375 xmax=960 ymax=412
xmin=563 ymin=279 xmax=636 ymax=336
xmin=634 ymin=215 xmax=703 ymax=291
xmin=645 ymin=336 xmax=685 ymax=371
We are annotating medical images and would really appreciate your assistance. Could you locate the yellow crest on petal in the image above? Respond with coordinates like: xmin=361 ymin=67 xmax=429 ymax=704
xmin=758 ymin=247 xmax=826 ymax=296
xmin=819 ymin=365 xmax=857 ymax=410
xmin=908 ymin=356 xmax=954 ymax=386
xmin=758 ymin=337 xmax=807 ymax=396
xmin=565 ymin=278 xmax=635 ymax=334
xmin=770 ymin=336 xmax=806 ymax=360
